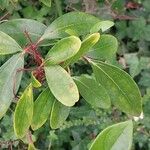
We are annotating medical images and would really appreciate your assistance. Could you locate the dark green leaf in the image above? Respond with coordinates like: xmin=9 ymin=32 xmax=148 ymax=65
xmin=0 ymin=19 xmax=47 ymax=46
xmin=87 ymin=34 xmax=118 ymax=61
xmin=14 ymin=84 xmax=33 ymax=138
xmin=91 ymin=61 xmax=142 ymax=116
xmin=0 ymin=53 xmax=24 ymax=119
xmin=50 ymin=100 xmax=70 ymax=129
xmin=0 ymin=31 xmax=22 ymax=55
xmin=45 ymin=36 xmax=81 ymax=65
xmin=40 ymin=12 xmax=100 ymax=40
xmin=45 ymin=65 xmax=79 ymax=106
xmin=74 ymin=75 xmax=110 ymax=109
xmin=89 ymin=120 xmax=133 ymax=150
xmin=31 ymin=88 xmax=55 ymax=130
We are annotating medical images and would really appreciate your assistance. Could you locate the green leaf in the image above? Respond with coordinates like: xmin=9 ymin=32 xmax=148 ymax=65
xmin=31 ymin=72 xmax=42 ymax=88
xmin=87 ymin=34 xmax=118 ymax=61
xmin=0 ymin=19 xmax=47 ymax=46
xmin=91 ymin=61 xmax=142 ymax=116
xmin=0 ymin=31 xmax=22 ymax=55
xmin=74 ymin=75 xmax=110 ymax=109
xmin=14 ymin=84 xmax=33 ymax=138
xmin=0 ymin=53 xmax=24 ymax=119
xmin=31 ymin=88 xmax=55 ymax=130
xmin=40 ymin=0 xmax=51 ymax=7
xmin=90 ymin=21 xmax=114 ymax=33
xmin=28 ymin=143 xmax=36 ymax=150
xmin=50 ymin=100 xmax=70 ymax=129
xmin=40 ymin=12 xmax=100 ymax=40
xmin=45 ymin=65 xmax=79 ymax=106
xmin=63 ymin=33 xmax=100 ymax=67
xmin=89 ymin=120 xmax=133 ymax=150
xmin=45 ymin=36 xmax=81 ymax=65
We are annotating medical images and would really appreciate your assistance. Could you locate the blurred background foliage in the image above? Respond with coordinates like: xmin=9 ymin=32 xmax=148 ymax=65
xmin=0 ymin=0 xmax=150 ymax=149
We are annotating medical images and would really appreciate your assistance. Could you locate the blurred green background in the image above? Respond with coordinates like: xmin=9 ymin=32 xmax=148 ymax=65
xmin=0 ymin=0 xmax=150 ymax=149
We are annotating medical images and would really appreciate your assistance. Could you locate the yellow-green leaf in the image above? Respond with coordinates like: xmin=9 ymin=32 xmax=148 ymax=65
xmin=45 ymin=36 xmax=81 ymax=65
xmin=31 ymin=88 xmax=55 ymax=130
xmin=31 ymin=72 xmax=42 ymax=88
xmin=28 ymin=143 xmax=36 ymax=150
xmin=50 ymin=100 xmax=70 ymax=129
xmin=45 ymin=65 xmax=79 ymax=106
xmin=63 ymin=33 xmax=100 ymax=67
xmin=14 ymin=84 xmax=33 ymax=138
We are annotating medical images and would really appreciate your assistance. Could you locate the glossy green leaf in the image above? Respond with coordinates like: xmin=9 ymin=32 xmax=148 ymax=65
xmin=50 ymin=100 xmax=70 ymax=129
xmin=0 ymin=19 xmax=47 ymax=46
xmin=90 ymin=21 xmax=114 ymax=33
xmin=40 ymin=0 xmax=51 ymax=7
xmin=45 ymin=36 xmax=81 ymax=65
xmin=31 ymin=72 xmax=42 ymax=88
xmin=89 ymin=120 xmax=133 ymax=150
xmin=40 ymin=12 xmax=100 ymax=40
xmin=91 ymin=61 xmax=142 ymax=116
xmin=63 ymin=33 xmax=100 ymax=67
xmin=31 ymin=88 xmax=55 ymax=130
xmin=0 ymin=31 xmax=22 ymax=55
xmin=87 ymin=35 xmax=118 ymax=61
xmin=45 ymin=65 xmax=79 ymax=106
xmin=74 ymin=75 xmax=110 ymax=109
xmin=0 ymin=53 xmax=24 ymax=119
xmin=14 ymin=84 xmax=33 ymax=138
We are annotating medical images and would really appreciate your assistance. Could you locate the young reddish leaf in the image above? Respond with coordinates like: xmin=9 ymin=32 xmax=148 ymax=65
xmin=45 ymin=65 xmax=79 ymax=106
xmin=31 ymin=88 xmax=55 ymax=130
xmin=14 ymin=84 xmax=33 ymax=138
xmin=50 ymin=100 xmax=70 ymax=129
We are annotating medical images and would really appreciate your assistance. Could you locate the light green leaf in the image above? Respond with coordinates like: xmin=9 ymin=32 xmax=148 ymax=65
xmin=40 ymin=0 xmax=51 ymax=7
xmin=45 ymin=65 xmax=79 ymax=106
xmin=31 ymin=88 xmax=55 ymax=130
xmin=63 ymin=33 xmax=100 ymax=67
xmin=0 ymin=53 xmax=24 ymax=119
xmin=87 ymin=34 xmax=118 ymax=61
xmin=45 ymin=36 xmax=81 ymax=65
xmin=50 ymin=100 xmax=70 ymax=129
xmin=31 ymin=72 xmax=42 ymax=88
xmin=74 ymin=75 xmax=110 ymax=109
xmin=0 ymin=19 xmax=47 ymax=46
xmin=28 ymin=143 xmax=36 ymax=150
xmin=0 ymin=31 xmax=22 ymax=55
xmin=90 ymin=21 xmax=114 ymax=33
xmin=89 ymin=120 xmax=133 ymax=150
xmin=40 ymin=12 xmax=100 ymax=40
xmin=91 ymin=61 xmax=142 ymax=116
xmin=14 ymin=84 xmax=33 ymax=138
